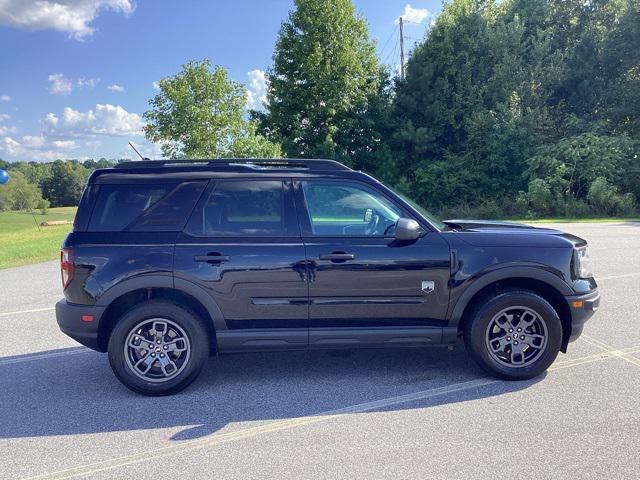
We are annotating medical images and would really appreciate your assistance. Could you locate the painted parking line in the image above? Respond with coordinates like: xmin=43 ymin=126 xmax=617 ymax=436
xmin=0 ymin=348 xmax=89 ymax=366
xmin=19 ymin=345 xmax=640 ymax=480
xmin=0 ymin=307 xmax=55 ymax=318
xmin=581 ymin=335 xmax=640 ymax=368
xmin=552 ymin=345 xmax=640 ymax=370
xmin=597 ymin=272 xmax=640 ymax=281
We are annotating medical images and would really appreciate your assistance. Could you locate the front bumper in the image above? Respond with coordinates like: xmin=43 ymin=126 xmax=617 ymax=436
xmin=55 ymin=299 xmax=105 ymax=351
xmin=565 ymin=289 xmax=600 ymax=343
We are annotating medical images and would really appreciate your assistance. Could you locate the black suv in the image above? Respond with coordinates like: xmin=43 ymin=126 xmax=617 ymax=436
xmin=56 ymin=159 xmax=600 ymax=395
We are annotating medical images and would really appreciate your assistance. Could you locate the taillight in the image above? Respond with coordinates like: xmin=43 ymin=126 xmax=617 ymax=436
xmin=61 ymin=248 xmax=74 ymax=290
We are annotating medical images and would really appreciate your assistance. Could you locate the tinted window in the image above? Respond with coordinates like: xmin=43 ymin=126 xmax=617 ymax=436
xmin=302 ymin=181 xmax=402 ymax=237
xmin=187 ymin=180 xmax=295 ymax=236
xmin=88 ymin=182 xmax=205 ymax=232
xmin=89 ymin=184 xmax=170 ymax=231
xmin=131 ymin=182 xmax=206 ymax=231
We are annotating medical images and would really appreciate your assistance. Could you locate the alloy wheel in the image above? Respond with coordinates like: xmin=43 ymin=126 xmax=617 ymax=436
xmin=484 ymin=306 xmax=548 ymax=368
xmin=124 ymin=318 xmax=191 ymax=382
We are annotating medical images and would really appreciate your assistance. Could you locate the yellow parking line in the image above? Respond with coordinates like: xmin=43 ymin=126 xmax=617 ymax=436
xmin=581 ymin=335 xmax=640 ymax=368
xmin=551 ymin=346 xmax=640 ymax=371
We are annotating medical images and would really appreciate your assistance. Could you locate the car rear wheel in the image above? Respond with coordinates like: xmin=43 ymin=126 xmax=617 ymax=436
xmin=108 ymin=300 xmax=209 ymax=396
xmin=463 ymin=290 xmax=562 ymax=380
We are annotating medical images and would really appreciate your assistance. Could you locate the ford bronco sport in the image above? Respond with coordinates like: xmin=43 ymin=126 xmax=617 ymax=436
xmin=56 ymin=159 xmax=600 ymax=395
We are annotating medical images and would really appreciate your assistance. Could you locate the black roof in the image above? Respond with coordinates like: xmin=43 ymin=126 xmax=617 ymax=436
xmin=89 ymin=158 xmax=356 ymax=184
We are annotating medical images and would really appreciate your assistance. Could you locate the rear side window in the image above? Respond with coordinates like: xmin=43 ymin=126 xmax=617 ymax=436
xmin=186 ymin=180 xmax=296 ymax=237
xmin=88 ymin=182 xmax=205 ymax=232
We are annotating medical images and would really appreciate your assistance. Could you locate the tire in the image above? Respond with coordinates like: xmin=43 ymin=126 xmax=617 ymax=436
xmin=463 ymin=289 xmax=562 ymax=380
xmin=108 ymin=300 xmax=209 ymax=396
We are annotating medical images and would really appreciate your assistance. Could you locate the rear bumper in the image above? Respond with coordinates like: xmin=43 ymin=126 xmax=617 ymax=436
xmin=565 ymin=289 xmax=600 ymax=343
xmin=55 ymin=299 xmax=105 ymax=351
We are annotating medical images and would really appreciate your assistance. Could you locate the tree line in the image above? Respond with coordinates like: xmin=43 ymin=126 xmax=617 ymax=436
xmin=2 ymin=0 xmax=639 ymax=219
xmin=0 ymin=159 xmax=115 ymax=212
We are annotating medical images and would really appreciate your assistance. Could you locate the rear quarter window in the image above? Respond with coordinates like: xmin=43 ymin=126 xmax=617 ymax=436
xmin=88 ymin=182 xmax=205 ymax=232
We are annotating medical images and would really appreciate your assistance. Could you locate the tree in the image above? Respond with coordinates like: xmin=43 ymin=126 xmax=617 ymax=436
xmin=40 ymin=160 xmax=88 ymax=207
xmin=256 ymin=0 xmax=386 ymax=168
xmin=143 ymin=59 xmax=280 ymax=159
xmin=386 ymin=0 xmax=639 ymax=216
xmin=0 ymin=171 xmax=45 ymax=211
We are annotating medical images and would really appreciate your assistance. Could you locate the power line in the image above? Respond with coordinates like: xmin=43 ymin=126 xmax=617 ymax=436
xmin=382 ymin=36 xmax=399 ymax=68
xmin=399 ymin=16 xmax=405 ymax=79
xmin=378 ymin=24 xmax=398 ymax=60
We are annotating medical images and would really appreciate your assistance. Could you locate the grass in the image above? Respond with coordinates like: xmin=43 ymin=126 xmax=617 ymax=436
xmin=0 ymin=207 xmax=76 ymax=270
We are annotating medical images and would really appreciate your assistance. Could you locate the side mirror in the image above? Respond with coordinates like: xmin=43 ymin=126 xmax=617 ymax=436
xmin=394 ymin=218 xmax=422 ymax=241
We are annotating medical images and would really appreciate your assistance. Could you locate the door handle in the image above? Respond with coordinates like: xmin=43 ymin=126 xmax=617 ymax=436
xmin=319 ymin=252 xmax=355 ymax=262
xmin=194 ymin=253 xmax=230 ymax=264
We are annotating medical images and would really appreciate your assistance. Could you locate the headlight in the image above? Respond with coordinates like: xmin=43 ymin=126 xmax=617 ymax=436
xmin=574 ymin=247 xmax=592 ymax=278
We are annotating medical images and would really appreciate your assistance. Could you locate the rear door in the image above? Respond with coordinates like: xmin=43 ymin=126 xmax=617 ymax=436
xmin=295 ymin=179 xmax=451 ymax=348
xmin=173 ymin=178 xmax=309 ymax=351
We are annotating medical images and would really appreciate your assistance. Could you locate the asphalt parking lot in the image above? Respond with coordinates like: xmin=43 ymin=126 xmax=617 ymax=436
xmin=1 ymin=222 xmax=639 ymax=480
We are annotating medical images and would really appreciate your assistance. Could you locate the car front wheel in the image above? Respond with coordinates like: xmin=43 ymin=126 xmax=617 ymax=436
xmin=463 ymin=290 xmax=562 ymax=380
xmin=108 ymin=300 xmax=209 ymax=396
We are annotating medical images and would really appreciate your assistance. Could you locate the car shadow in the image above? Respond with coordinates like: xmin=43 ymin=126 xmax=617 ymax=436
xmin=0 ymin=344 xmax=542 ymax=441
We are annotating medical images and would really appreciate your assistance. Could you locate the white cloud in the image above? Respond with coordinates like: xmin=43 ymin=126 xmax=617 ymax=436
xmin=246 ymin=69 xmax=268 ymax=111
xmin=0 ymin=124 xmax=17 ymax=135
xmin=0 ymin=133 xmax=80 ymax=161
xmin=2 ymin=137 xmax=22 ymax=156
xmin=21 ymin=135 xmax=47 ymax=148
xmin=0 ymin=0 xmax=135 ymax=40
xmin=48 ymin=73 xmax=73 ymax=95
xmin=0 ymin=113 xmax=10 ymax=121
xmin=48 ymin=73 xmax=100 ymax=95
xmin=107 ymin=84 xmax=125 ymax=92
xmin=52 ymin=139 xmax=78 ymax=149
xmin=0 ymin=95 xmax=11 ymax=102
xmin=152 ymin=81 xmax=160 ymax=90
xmin=398 ymin=4 xmax=430 ymax=24
xmin=45 ymin=103 xmax=144 ymax=136
xmin=44 ymin=112 xmax=59 ymax=126
xmin=77 ymin=77 xmax=99 ymax=87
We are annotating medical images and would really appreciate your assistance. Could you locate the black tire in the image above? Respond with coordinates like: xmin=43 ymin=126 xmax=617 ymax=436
xmin=108 ymin=300 xmax=209 ymax=396
xmin=463 ymin=289 xmax=562 ymax=380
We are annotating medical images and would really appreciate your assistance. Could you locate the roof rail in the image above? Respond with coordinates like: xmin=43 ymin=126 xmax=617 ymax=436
xmin=115 ymin=158 xmax=351 ymax=171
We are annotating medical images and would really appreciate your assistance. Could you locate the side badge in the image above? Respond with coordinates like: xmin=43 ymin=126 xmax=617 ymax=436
xmin=421 ymin=281 xmax=435 ymax=294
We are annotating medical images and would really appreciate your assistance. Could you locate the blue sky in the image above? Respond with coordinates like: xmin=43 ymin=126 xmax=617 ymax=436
xmin=0 ymin=0 xmax=442 ymax=162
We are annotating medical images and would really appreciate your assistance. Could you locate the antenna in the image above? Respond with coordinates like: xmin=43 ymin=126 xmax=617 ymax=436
xmin=128 ymin=142 xmax=149 ymax=161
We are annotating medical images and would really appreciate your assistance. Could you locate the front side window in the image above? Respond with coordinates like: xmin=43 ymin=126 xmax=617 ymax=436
xmin=301 ymin=181 xmax=402 ymax=237
xmin=187 ymin=180 xmax=294 ymax=236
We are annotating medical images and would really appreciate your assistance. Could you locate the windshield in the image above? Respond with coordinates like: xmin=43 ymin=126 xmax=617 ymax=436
xmin=394 ymin=191 xmax=446 ymax=230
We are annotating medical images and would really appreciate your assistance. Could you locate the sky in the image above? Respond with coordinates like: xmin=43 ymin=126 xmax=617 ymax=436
xmin=0 ymin=0 xmax=442 ymax=163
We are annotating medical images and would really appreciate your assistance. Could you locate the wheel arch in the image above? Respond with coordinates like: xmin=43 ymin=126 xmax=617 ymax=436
xmin=96 ymin=276 xmax=224 ymax=354
xmin=450 ymin=268 xmax=573 ymax=352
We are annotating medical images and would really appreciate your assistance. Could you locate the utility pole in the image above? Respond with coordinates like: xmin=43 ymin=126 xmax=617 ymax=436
xmin=399 ymin=16 xmax=405 ymax=79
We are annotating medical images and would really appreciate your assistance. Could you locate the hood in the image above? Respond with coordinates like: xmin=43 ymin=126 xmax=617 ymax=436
xmin=443 ymin=219 xmax=587 ymax=248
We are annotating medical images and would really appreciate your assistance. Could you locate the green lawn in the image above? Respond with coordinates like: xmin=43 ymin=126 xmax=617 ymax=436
xmin=0 ymin=207 xmax=76 ymax=270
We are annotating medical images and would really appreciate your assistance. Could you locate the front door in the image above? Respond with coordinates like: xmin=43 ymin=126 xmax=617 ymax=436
xmin=174 ymin=178 xmax=308 ymax=351
xmin=295 ymin=179 xmax=451 ymax=348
